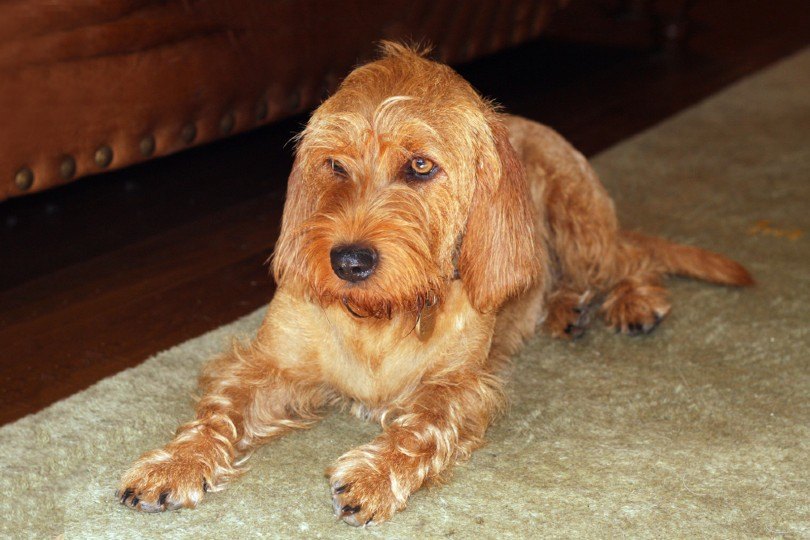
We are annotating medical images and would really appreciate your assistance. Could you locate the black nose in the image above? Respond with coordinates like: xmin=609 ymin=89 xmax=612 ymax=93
xmin=330 ymin=245 xmax=378 ymax=282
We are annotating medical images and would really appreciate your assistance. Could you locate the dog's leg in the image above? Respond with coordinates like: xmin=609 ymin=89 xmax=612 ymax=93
xmin=118 ymin=339 xmax=327 ymax=512
xmin=528 ymin=140 xmax=623 ymax=340
xmin=592 ymin=234 xmax=671 ymax=335
xmin=599 ymin=229 xmax=756 ymax=334
xmin=328 ymin=368 xmax=504 ymax=526
xmin=531 ymin=134 xmax=671 ymax=337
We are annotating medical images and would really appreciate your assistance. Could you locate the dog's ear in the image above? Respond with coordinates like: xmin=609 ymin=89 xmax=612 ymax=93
xmin=458 ymin=115 xmax=543 ymax=312
xmin=271 ymin=155 xmax=313 ymax=285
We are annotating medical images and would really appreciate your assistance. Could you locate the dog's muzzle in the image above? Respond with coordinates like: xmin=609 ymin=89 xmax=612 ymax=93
xmin=330 ymin=244 xmax=378 ymax=282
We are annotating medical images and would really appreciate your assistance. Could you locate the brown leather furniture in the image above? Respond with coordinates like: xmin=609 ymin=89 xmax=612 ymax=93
xmin=1 ymin=0 xmax=563 ymax=202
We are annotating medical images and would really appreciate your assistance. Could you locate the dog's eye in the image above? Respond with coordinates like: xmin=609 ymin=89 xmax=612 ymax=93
xmin=327 ymin=159 xmax=348 ymax=178
xmin=406 ymin=157 xmax=439 ymax=181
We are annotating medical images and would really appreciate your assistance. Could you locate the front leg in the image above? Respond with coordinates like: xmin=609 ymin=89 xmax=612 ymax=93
xmin=328 ymin=369 xmax=505 ymax=526
xmin=118 ymin=338 xmax=326 ymax=512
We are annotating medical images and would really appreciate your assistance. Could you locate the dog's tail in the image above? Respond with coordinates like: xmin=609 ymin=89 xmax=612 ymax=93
xmin=621 ymin=230 xmax=755 ymax=286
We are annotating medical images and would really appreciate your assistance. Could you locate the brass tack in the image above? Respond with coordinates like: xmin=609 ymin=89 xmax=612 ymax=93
xmin=219 ymin=111 xmax=235 ymax=135
xmin=94 ymin=146 xmax=113 ymax=168
xmin=139 ymin=135 xmax=156 ymax=157
xmin=181 ymin=123 xmax=197 ymax=144
xmin=255 ymin=100 xmax=268 ymax=122
xmin=14 ymin=167 xmax=34 ymax=191
xmin=59 ymin=156 xmax=76 ymax=180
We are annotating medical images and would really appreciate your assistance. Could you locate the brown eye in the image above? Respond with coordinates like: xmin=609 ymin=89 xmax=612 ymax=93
xmin=327 ymin=159 xmax=347 ymax=177
xmin=406 ymin=157 xmax=439 ymax=181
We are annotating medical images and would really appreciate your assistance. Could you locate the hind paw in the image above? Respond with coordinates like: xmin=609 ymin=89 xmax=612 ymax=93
xmin=545 ymin=290 xmax=594 ymax=340
xmin=601 ymin=279 xmax=670 ymax=335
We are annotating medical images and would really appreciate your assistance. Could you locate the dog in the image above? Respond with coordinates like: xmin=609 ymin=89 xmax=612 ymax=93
xmin=117 ymin=42 xmax=753 ymax=526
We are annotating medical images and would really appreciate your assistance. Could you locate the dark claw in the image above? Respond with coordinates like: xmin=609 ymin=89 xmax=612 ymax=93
xmin=120 ymin=489 xmax=133 ymax=504
xmin=644 ymin=317 xmax=662 ymax=334
xmin=333 ymin=484 xmax=349 ymax=494
xmin=648 ymin=314 xmax=665 ymax=332
xmin=131 ymin=496 xmax=140 ymax=507
xmin=342 ymin=504 xmax=361 ymax=515
xmin=203 ymin=480 xmax=210 ymax=492
xmin=365 ymin=513 xmax=376 ymax=526
xmin=565 ymin=323 xmax=585 ymax=339
xmin=158 ymin=492 xmax=168 ymax=506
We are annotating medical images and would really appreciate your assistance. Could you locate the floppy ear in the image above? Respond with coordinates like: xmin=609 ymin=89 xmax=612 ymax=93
xmin=458 ymin=115 xmax=543 ymax=312
xmin=271 ymin=155 xmax=314 ymax=285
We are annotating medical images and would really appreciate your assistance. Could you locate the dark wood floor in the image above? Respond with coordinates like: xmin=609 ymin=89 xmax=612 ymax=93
xmin=1 ymin=0 xmax=808 ymax=425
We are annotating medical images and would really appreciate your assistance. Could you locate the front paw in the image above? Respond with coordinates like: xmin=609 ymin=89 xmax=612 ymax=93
xmin=327 ymin=445 xmax=412 ymax=527
xmin=117 ymin=449 xmax=211 ymax=512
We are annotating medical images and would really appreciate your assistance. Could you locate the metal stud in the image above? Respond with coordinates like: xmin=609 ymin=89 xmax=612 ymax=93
xmin=14 ymin=167 xmax=34 ymax=191
xmin=59 ymin=156 xmax=76 ymax=180
xmin=94 ymin=146 xmax=113 ymax=168
xmin=219 ymin=112 xmax=235 ymax=135
xmin=181 ymin=123 xmax=197 ymax=144
xmin=254 ymin=100 xmax=268 ymax=122
xmin=139 ymin=135 xmax=156 ymax=157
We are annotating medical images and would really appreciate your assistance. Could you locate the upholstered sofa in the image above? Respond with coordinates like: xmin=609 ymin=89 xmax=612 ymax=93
xmin=1 ymin=0 xmax=564 ymax=201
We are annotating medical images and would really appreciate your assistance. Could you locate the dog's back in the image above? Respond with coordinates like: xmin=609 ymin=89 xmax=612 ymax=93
xmin=498 ymin=114 xmax=753 ymax=340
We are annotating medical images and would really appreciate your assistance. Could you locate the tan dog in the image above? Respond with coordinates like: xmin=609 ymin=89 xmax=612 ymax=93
xmin=118 ymin=42 xmax=753 ymax=526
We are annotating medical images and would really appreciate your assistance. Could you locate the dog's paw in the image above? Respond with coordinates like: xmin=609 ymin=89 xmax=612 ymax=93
xmin=117 ymin=449 xmax=211 ymax=512
xmin=602 ymin=280 xmax=670 ymax=335
xmin=544 ymin=289 xmax=594 ymax=339
xmin=327 ymin=446 xmax=410 ymax=527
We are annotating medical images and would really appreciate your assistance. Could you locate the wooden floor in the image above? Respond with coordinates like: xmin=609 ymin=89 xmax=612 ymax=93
xmin=1 ymin=0 xmax=808 ymax=425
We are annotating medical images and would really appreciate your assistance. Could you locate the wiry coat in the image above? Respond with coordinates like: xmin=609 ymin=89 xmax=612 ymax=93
xmin=118 ymin=42 xmax=752 ymax=525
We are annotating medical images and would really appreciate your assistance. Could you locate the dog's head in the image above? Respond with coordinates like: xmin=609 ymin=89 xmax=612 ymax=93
xmin=273 ymin=42 xmax=541 ymax=317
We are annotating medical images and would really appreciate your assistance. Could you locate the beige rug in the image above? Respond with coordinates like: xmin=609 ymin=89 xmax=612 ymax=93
xmin=2 ymin=48 xmax=808 ymax=539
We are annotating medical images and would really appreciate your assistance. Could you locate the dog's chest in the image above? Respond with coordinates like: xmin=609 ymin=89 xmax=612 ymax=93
xmin=263 ymin=284 xmax=494 ymax=405
xmin=318 ymin=310 xmax=439 ymax=404
xmin=318 ymin=284 xmax=493 ymax=405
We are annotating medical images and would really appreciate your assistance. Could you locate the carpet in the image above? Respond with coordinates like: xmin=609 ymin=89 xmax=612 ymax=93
xmin=2 ymin=48 xmax=808 ymax=539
